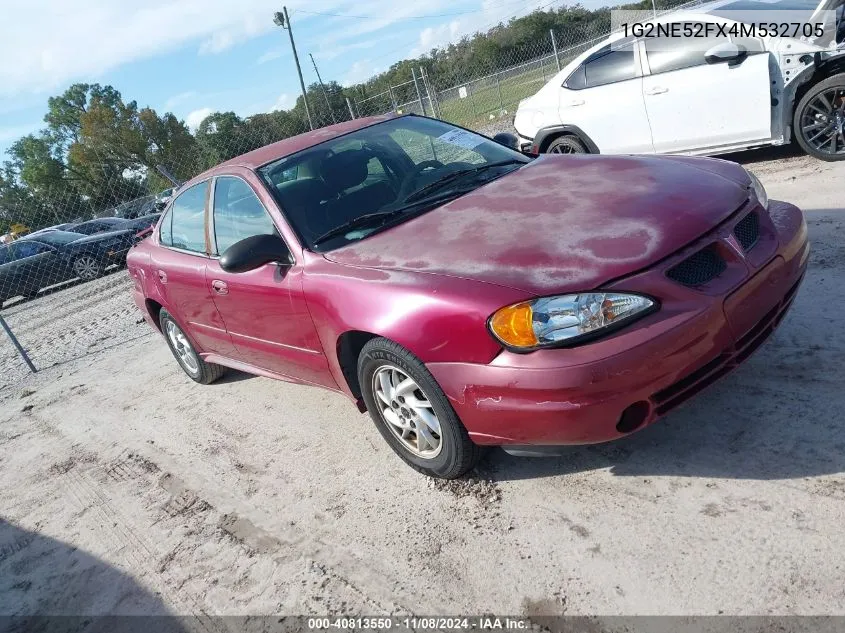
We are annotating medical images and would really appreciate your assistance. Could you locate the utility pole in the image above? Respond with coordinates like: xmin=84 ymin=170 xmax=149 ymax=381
xmin=309 ymin=53 xmax=337 ymax=124
xmin=274 ymin=7 xmax=313 ymax=130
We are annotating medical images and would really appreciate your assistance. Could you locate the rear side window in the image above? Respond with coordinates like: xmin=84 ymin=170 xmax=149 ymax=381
xmin=212 ymin=177 xmax=278 ymax=255
xmin=0 ymin=246 xmax=10 ymax=265
xmin=584 ymin=43 xmax=636 ymax=88
xmin=159 ymin=208 xmax=173 ymax=246
xmin=167 ymin=181 xmax=208 ymax=253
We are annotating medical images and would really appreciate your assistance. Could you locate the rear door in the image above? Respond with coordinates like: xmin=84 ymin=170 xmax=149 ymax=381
xmin=205 ymin=174 xmax=335 ymax=388
xmin=640 ymin=21 xmax=773 ymax=153
xmin=150 ymin=180 xmax=236 ymax=356
xmin=558 ymin=41 xmax=655 ymax=154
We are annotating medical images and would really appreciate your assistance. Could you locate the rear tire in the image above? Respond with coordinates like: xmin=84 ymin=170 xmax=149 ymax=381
xmin=159 ymin=308 xmax=226 ymax=384
xmin=357 ymin=337 xmax=483 ymax=479
xmin=793 ymin=73 xmax=845 ymax=162
xmin=545 ymin=134 xmax=587 ymax=154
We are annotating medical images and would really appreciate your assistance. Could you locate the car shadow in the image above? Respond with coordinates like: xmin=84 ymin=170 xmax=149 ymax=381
xmin=213 ymin=369 xmax=257 ymax=385
xmin=0 ymin=518 xmax=187 ymax=631
xmin=718 ymin=143 xmax=804 ymax=165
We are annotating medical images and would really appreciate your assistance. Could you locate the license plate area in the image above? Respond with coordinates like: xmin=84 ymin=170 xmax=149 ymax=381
xmin=723 ymin=256 xmax=786 ymax=341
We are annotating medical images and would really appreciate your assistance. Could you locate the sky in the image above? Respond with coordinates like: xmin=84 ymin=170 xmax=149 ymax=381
xmin=0 ymin=0 xmax=611 ymax=159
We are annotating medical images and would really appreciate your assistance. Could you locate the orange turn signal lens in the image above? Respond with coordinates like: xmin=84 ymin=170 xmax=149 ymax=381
xmin=489 ymin=302 xmax=538 ymax=348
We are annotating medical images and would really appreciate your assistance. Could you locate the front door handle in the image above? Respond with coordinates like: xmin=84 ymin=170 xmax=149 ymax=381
xmin=157 ymin=270 xmax=167 ymax=283
xmin=568 ymin=99 xmax=586 ymax=106
xmin=211 ymin=280 xmax=228 ymax=295
xmin=646 ymin=86 xmax=668 ymax=95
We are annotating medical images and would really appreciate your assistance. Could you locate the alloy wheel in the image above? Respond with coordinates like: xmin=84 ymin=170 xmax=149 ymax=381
xmin=165 ymin=320 xmax=199 ymax=375
xmin=549 ymin=143 xmax=577 ymax=154
xmin=73 ymin=255 xmax=101 ymax=280
xmin=800 ymin=88 xmax=845 ymax=156
xmin=372 ymin=365 xmax=443 ymax=458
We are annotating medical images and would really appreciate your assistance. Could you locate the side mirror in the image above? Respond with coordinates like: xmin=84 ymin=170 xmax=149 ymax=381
xmin=704 ymin=42 xmax=747 ymax=66
xmin=492 ymin=132 xmax=519 ymax=150
xmin=219 ymin=234 xmax=293 ymax=273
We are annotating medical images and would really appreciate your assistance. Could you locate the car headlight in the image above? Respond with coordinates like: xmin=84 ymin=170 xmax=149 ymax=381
xmin=488 ymin=293 xmax=656 ymax=351
xmin=746 ymin=170 xmax=768 ymax=210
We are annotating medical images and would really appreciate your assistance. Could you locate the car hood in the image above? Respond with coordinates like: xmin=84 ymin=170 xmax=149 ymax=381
xmin=324 ymin=154 xmax=752 ymax=295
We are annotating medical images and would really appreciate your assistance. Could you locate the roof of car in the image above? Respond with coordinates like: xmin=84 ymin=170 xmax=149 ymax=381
xmin=185 ymin=114 xmax=398 ymax=186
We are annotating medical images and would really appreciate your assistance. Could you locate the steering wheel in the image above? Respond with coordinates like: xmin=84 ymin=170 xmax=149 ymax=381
xmin=395 ymin=160 xmax=445 ymax=202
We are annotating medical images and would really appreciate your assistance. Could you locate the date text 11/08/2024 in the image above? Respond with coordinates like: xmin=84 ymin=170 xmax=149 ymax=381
xmin=307 ymin=616 xmax=531 ymax=630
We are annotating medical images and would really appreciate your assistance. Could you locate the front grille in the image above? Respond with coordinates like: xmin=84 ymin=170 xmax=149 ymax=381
xmin=666 ymin=246 xmax=726 ymax=287
xmin=733 ymin=212 xmax=760 ymax=251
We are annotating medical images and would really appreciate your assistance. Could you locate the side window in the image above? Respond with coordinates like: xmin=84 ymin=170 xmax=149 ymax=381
xmin=0 ymin=246 xmax=10 ymax=265
xmin=212 ymin=177 xmax=278 ymax=255
xmin=584 ymin=43 xmax=636 ymax=88
xmin=11 ymin=242 xmax=51 ymax=259
xmin=645 ymin=23 xmax=728 ymax=74
xmin=564 ymin=64 xmax=586 ymax=90
xmin=169 ymin=181 xmax=209 ymax=253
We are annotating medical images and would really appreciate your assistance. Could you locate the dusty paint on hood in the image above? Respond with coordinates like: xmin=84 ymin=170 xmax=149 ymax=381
xmin=325 ymin=154 xmax=750 ymax=295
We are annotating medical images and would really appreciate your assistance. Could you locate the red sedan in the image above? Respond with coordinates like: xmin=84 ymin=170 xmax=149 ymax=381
xmin=127 ymin=114 xmax=808 ymax=479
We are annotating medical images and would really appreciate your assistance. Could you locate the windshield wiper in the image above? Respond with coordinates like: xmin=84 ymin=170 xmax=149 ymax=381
xmin=312 ymin=209 xmax=408 ymax=246
xmin=403 ymin=159 xmax=526 ymax=203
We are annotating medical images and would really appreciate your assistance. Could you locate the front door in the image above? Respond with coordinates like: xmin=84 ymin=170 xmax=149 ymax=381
xmin=205 ymin=175 xmax=335 ymax=389
xmin=640 ymin=23 xmax=773 ymax=153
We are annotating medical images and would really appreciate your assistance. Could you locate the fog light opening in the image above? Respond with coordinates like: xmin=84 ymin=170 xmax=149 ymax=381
xmin=616 ymin=401 xmax=650 ymax=434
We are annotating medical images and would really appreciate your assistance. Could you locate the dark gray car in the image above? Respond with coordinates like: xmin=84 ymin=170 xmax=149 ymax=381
xmin=0 ymin=240 xmax=74 ymax=307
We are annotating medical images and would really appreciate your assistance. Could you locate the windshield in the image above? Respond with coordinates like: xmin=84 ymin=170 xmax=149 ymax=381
xmin=258 ymin=116 xmax=529 ymax=251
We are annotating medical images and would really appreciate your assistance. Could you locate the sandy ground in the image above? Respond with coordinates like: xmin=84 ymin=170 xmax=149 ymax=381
xmin=1 ymin=148 xmax=844 ymax=624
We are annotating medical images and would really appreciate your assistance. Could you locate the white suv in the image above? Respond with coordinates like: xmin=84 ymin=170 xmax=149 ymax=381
xmin=513 ymin=0 xmax=845 ymax=160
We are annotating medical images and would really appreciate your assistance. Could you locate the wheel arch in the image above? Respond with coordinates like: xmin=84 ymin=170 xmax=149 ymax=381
xmin=145 ymin=298 xmax=164 ymax=333
xmin=787 ymin=57 xmax=845 ymax=123
xmin=533 ymin=125 xmax=600 ymax=154
xmin=335 ymin=330 xmax=379 ymax=410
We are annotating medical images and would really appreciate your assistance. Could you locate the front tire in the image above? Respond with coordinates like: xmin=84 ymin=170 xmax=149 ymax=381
xmin=73 ymin=254 xmax=104 ymax=281
xmin=545 ymin=134 xmax=587 ymax=154
xmin=357 ymin=338 xmax=483 ymax=479
xmin=794 ymin=73 xmax=845 ymax=161
xmin=159 ymin=309 xmax=226 ymax=384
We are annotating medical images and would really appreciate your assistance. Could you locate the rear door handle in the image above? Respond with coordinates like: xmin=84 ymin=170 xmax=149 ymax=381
xmin=157 ymin=270 xmax=167 ymax=283
xmin=211 ymin=280 xmax=228 ymax=295
xmin=646 ymin=87 xmax=668 ymax=95
xmin=568 ymin=99 xmax=586 ymax=106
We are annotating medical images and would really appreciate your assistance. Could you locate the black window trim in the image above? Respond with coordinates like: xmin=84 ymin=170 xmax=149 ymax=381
xmin=562 ymin=39 xmax=641 ymax=91
xmin=157 ymin=178 xmax=212 ymax=259
xmin=208 ymin=173 xmax=295 ymax=263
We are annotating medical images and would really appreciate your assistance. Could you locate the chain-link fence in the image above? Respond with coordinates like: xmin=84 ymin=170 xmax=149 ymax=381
xmin=0 ymin=104 xmax=343 ymax=390
xmin=354 ymin=0 xmax=711 ymax=135
xmin=0 ymin=0 xmax=764 ymax=390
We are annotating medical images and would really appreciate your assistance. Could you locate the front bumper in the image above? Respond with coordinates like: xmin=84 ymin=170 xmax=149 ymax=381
xmin=427 ymin=200 xmax=809 ymax=446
